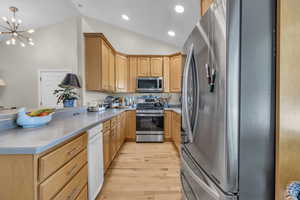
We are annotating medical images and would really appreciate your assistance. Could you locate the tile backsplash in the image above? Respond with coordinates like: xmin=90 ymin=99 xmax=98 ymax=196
xmin=85 ymin=91 xmax=181 ymax=106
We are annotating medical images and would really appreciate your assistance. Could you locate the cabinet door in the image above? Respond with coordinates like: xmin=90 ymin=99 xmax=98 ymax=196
xmin=103 ymin=131 xmax=110 ymax=172
xmin=172 ymin=112 xmax=181 ymax=152
xmin=108 ymin=49 xmax=115 ymax=92
xmin=110 ymin=127 xmax=117 ymax=160
xmin=164 ymin=111 xmax=172 ymax=139
xmin=126 ymin=111 xmax=136 ymax=140
xmin=150 ymin=57 xmax=163 ymax=77
xmin=115 ymin=54 xmax=128 ymax=92
xmin=121 ymin=114 xmax=125 ymax=144
xmin=101 ymin=41 xmax=110 ymax=91
xmin=163 ymin=57 xmax=170 ymax=92
xmin=170 ymin=55 xmax=182 ymax=92
xmin=137 ymin=57 xmax=151 ymax=77
xmin=129 ymin=57 xmax=137 ymax=92
xmin=85 ymin=37 xmax=101 ymax=91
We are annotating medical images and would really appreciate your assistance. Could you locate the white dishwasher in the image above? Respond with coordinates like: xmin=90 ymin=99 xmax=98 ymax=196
xmin=87 ymin=124 xmax=104 ymax=200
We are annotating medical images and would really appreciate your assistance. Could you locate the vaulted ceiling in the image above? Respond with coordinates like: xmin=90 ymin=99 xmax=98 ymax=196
xmin=0 ymin=0 xmax=200 ymax=47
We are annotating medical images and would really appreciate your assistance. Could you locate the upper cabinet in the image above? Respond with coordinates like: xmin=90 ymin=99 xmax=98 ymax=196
xmin=170 ymin=55 xmax=182 ymax=93
xmin=163 ymin=57 xmax=170 ymax=93
xmin=108 ymin=49 xmax=115 ymax=92
xmin=115 ymin=54 xmax=128 ymax=93
xmin=137 ymin=57 xmax=151 ymax=77
xmin=85 ymin=35 xmax=102 ymax=91
xmin=84 ymin=33 xmax=115 ymax=93
xmin=101 ymin=41 xmax=110 ymax=91
xmin=128 ymin=56 xmax=138 ymax=93
xmin=85 ymin=33 xmax=182 ymax=93
xmin=150 ymin=57 xmax=163 ymax=77
xmin=137 ymin=56 xmax=163 ymax=77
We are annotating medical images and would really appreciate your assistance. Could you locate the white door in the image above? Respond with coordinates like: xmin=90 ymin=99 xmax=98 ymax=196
xmin=39 ymin=70 xmax=71 ymax=108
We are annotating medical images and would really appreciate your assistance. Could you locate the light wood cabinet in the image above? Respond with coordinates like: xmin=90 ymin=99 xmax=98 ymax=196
xmin=103 ymin=130 xmax=110 ymax=172
xmin=85 ymin=33 xmax=115 ymax=92
xmin=137 ymin=57 xmax=151 ymax=76
xmin=39 ymin=149 xmax=87 ymax=200
xmin=108 ymin=49 xmax=115 ymax=92
xmin=172 ymin=112 xmax=181 ymax=152
xmin=170 ymin=55 xmax=182 ymax=93
xmin=101 ymin=41 xmax=110 ymax=91
xmin=39 ymin=134 xmax=87 ymax=182
xmin=137 ymin=56 xmax=163 ymax=77
xmin=85 ymin=36 xmax=102 ymax=91
xmin=128 ymin=56 xmax=138 ymax=92
xmin=163 ymin=57 xmax=170 ymax=92
xmin=115 ymin=54 xmax=128 ymax=93
xmin=0 ymin=133 xmax=88 ymax=200
xmin=53 ymin=165 xmax=87 ymax=200
xmin=85 ymin=33 xmax=183 ymax=93
xmin=103 ymin=113 xmax=127 ymax=174
xmin=150 ymin=57 xmax=163 ymax=77
xmin=126 ymin=111 xmax=136 ymax=140
xmin=164 ymin=111 xmax=172 ymax=139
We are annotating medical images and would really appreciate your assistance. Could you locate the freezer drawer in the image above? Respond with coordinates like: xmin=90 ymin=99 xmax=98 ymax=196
xmin=181 ymin=149 xmax=237 ymax=200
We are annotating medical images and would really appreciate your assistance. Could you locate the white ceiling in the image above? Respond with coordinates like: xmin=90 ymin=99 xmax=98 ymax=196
xmin=0 ymin=0 xmax=79 ymax=29
xmin=0 ymin=0 xmax=200 ymax=47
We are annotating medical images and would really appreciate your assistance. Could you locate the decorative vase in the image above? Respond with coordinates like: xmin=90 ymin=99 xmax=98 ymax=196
xmin=63 ymin=99 xmax=75 ymax=107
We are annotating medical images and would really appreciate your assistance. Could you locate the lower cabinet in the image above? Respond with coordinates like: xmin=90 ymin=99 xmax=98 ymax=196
xmin=126 ymin=110 xmax=136 ymax=140
xmin=172 ymin=112 xmax=181 ymax=152
xmin=164 ymin=111 xmax=181 ymax=153
xmin=0 ymin=133 xmax=88 ymax=200
xmin=102 ymin=112 xmax=129 ymax=174
xmin=164 ymin=111 xmax=172 ymax=139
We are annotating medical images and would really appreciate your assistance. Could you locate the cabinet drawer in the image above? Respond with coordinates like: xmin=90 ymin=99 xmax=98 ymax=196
xmin=103 ymin=120 xmax=110 ymax=132
xmin=75 ymin=185 xmax=88 ymax=200
xmin=39 ymin=134 xmax=87 ymax=181
xmin=111 ymin=117 xmax=117 ymax=128
xmin=39 ymin=149 xmax=87 ymax=200
xmin=53 ymin=164 xmax=88 ymax=200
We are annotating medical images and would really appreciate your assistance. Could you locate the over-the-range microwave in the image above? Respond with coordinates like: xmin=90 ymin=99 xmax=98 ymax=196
xmin=136 ymin=77 xmax=163 ymax=93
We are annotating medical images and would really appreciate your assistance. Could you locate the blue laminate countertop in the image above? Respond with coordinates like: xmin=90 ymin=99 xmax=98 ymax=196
xmin=0 ymin=109 xmax=130 ymax=155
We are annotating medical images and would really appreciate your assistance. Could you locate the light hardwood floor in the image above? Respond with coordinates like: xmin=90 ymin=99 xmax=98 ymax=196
xmin=97 ymin=142 xmax=182 ymax=200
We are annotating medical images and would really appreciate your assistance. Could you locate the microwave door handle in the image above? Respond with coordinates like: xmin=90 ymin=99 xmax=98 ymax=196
xmin=182 ymin=44 xmax=194 ymax=143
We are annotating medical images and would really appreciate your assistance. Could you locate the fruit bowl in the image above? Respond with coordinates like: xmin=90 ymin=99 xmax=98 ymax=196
xmin=17 ymin=108 xmax=55 ymax=128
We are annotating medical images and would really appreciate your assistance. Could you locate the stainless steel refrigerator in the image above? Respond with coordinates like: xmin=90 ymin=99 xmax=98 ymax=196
xmin=181 ymin=0 xmax=276 ymax=199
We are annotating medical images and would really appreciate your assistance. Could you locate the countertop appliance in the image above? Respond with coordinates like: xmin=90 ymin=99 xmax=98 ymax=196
xmin=136 ymin=77 xmax=163 ymax=93
xmin=136 ymin=98 xmax=164 ymax=142
xmin=181 ymin=0 xmax=275 ymax=199
xmin=87 ymin=124 xmax=104 ymax=200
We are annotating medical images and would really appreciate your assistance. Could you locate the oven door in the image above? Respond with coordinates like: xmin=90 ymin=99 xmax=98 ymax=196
xmin=136 ymin=113 xmax=164 ymax=133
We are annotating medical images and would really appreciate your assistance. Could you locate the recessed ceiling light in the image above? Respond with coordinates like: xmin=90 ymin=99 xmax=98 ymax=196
xmin=175 ymin=5 xmax=184 ymax=13
xmin=122 ymin=14 xmax=130 ymax=21
xmin=168 ymin=30 xmax=175 ymax=37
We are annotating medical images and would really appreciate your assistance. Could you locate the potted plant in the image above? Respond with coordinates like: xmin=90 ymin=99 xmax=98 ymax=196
xmin=53 ymin=84 xmax=79 ymax=107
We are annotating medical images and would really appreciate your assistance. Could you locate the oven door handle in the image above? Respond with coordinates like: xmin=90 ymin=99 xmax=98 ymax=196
xmin=136 ymin=114 xmax=164 ymax=117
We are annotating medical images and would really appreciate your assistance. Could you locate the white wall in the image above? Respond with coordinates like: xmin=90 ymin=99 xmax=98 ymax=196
xmin=0 ymin=17 xmax=79 ymax=108
xmin=79 ymin=17 xmax=180 ymax=105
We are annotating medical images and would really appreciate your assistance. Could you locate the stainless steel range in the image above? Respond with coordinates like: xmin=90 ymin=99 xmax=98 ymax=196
xmin=136 ymin=99 xmax=164 ymax=142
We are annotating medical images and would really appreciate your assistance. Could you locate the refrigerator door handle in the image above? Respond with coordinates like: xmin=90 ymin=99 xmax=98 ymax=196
xmin=182 ymin=156 xmax=220 ymax=199
xmin=182 ymin=43 xmax=194 ymax=143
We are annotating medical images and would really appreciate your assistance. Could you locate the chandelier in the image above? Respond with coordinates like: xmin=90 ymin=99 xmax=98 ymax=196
xmin=0 ymin=7 xmax=35 ymax=47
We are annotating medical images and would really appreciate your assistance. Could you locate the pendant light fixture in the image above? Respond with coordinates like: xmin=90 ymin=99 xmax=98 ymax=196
xmin=0 ymin=6 xmax=35 ymax=47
